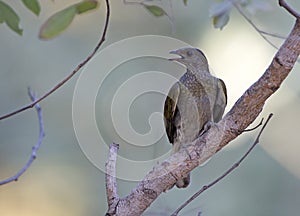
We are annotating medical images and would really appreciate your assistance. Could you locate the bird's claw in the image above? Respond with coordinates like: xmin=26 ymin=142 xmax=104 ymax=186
xmin=199 ymin=120 xmax=215 ymax=136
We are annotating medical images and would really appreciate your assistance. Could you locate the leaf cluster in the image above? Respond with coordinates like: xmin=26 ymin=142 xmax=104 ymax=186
xmin=210 ymin=0 xmax=271 ymax=29
xmin=0 ymin=0 xmax=98 ymax=39
xmin=0 ymin=0 xmax=271 ymax=39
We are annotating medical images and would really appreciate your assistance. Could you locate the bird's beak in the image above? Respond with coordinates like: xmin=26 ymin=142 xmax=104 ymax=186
xmin=168 ymin=50 xmax=184 ymax=61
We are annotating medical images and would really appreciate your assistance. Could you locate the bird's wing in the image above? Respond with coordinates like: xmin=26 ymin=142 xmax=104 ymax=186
xmin=213 ymin=78 xmax=227 ymax=122
xmin=164 ymin=82 xmax=180 ymax=144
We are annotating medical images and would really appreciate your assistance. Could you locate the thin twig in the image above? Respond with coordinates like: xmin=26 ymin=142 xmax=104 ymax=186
xmin=171 ymin=113 xmax=273 ymax=216
xmin=168 ymin=0 xmax=176 ymax=34
xmin=279 ymin=0 xmax=300 ymax=18
xmin=259 ymin=30 xmax=286 ymax=39
xmin=0 ymin=88 xmax=45 ymax=186
xmin=123 ymin=0 xmax=175 ymax=33
xmin=233 ymin=3 xmax=280 ymax=50
xmin=123 ymin=0 xmax=157 ymax=5
xmin=243 ymin=117 xmax=264 ymax=132
xmin=106 ymin=143 xmax=120 ymax=215
xmin=0 ymin=0 xmax=111 ymax=121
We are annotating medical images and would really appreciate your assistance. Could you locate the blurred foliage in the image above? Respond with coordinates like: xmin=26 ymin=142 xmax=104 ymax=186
xmin=22 ymin=0 xmax=41 ymax=16
xmin=0 ymin=1 xmax=23 ymax=35
xmin=210 ymin=0 xmax=271 ymax=29
xmin=39 ymin=0 xmax=98 ymax=39
xmin=0 ymin=0 xmax=98 ymax=38
xmin=0 ymin=0 xmax=272 ymax=38
xmin=144 ymin=4 xmax=166 ymax=17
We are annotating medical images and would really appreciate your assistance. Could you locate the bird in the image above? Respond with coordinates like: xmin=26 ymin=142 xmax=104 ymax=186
xmin=163 ymin=47 xmax=227 ymax=188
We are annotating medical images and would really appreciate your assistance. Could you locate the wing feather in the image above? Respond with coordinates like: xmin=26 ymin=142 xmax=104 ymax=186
xmin=213 ymin=78 xmax=227 ymax=122
xmin=164 ymin=82 xmax=180 ymax=144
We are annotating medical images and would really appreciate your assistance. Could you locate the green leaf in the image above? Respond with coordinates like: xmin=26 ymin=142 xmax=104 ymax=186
xmin=212 ymin=12 xmax=230 ymax=30
xmin=209 ymin=1 xmax=233 ymax=30
xmin=22 ymin=0 xmax=41 ymax=16
xmin=76 ymin=0 xmax=98 ymax=14
xmin=39 ymin=6 xmax=77 ymax=39
xmin=183 ymin=0 xmax=188 ymax=6
xmin=39 ymin=0 xmax=98 ymax=40
xmin=144 ymin=5 xmax=165 ymax=17
xmin=0 ymin=1 xmax=23 ymax=35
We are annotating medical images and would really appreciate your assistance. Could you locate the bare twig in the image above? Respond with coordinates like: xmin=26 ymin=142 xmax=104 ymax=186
xmin=123 ymin=0 xmax=175 ymax=33
xmin=171 ymin=113 xmax=273 ymax=216
xmin=243 ymin=117 xmax=264 ymax=132
xmin=279 ymin=0 xmax=300 ymax=18
xmin=0 ymin=88 xmax=45 ymax=186
xmin=123 ymin=0 xmax=144 ymax=5
xmin=259 ymin=30 xmax=286 ymax=39
xmin=123 ymin=0 xmax=159 ymax=5
xmin=0 ymin=0 xmax=111 ymax=121
xmin=106 ymin=143 xmax=120 ymax=215
xmin=167 ymin=0 xmax=176 ymax=34
xmin=233 ymin=3 xmax=282 ymax=50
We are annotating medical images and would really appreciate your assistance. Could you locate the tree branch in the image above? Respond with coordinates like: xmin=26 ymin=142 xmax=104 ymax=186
xmin=279 ymin=0 xmax=300 ymax=19
xmin=105 ymin=11 xmax=300 ymax=216
xmin=0 ymin=0 xmax=111 ymax=121
xmin=0 ymin=88 xmax=45 ymax=185
xmin=171 ymin=114 xmax=273 ymax=216
xmin=106 ymin=143 xmax=120 ymax=216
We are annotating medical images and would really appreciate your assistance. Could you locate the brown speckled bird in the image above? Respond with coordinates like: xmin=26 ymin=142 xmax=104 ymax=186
xmin=164 ymin=47 xmax=227 ymax=188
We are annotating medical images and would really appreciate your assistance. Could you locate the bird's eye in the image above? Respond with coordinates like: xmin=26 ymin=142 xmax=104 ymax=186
xmin=187 ymin=50 xmax=193 ymax=57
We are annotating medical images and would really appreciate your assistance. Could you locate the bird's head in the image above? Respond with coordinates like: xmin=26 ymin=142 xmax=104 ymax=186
xmin=169 ymin=47 xmax=209 ymax=71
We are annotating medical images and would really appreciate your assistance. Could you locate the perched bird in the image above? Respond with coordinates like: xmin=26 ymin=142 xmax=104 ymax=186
xmin=164 ymin=47 xmax=227 ymax=188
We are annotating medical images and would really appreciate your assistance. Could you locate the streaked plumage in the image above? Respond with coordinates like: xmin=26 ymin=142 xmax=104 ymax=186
xmin=164 ymin=48 xmax=227 ymax=188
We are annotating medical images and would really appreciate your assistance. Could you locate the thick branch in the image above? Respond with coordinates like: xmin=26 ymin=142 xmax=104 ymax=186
xmin=0 ymin=0 xmax=111 ymax=121
xmin=106 ymin=19 xmax=300 ymax=215
xmin=0 ymin=88 xmax=45 ymax=185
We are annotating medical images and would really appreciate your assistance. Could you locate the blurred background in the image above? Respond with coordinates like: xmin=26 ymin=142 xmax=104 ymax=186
xmin=1 ymin=0 xmax=300 ymax=215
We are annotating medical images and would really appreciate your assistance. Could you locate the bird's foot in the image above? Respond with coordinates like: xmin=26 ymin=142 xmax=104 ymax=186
xmin=199 ymin=120 xmax=215 ymax=137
